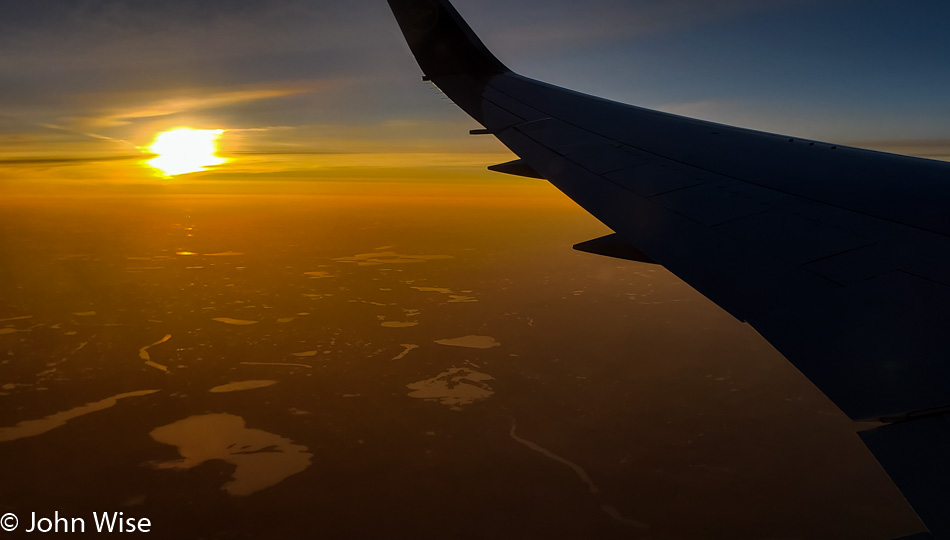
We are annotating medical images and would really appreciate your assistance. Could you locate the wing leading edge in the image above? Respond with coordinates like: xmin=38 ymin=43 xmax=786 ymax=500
xmin=387 ymin=1 xmax=950 ymax=537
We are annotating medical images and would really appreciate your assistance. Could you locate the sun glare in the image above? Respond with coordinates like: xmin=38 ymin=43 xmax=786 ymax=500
xmin=147 ymin=128 xmax=226 ymax=176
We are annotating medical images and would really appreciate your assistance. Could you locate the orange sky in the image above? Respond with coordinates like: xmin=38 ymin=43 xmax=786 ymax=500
xmin=2 ymin=1 xmax=948 ymax=195
xmin=0 ymin=112 xmax=521 ymax=194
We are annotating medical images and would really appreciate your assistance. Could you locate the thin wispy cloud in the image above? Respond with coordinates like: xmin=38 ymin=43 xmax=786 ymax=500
xmin=74 ymin=87 xmax=312 ymax=128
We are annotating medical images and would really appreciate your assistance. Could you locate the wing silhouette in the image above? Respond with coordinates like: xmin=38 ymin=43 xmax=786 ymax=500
xmin=387 ymin=1 xmax=950 ymax=537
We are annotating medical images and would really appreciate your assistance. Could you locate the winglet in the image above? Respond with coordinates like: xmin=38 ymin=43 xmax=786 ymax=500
xmin=388 ymin=0 xmax=510 ymax=122
xmin=387 ymin=0 xmax=509 ymax=79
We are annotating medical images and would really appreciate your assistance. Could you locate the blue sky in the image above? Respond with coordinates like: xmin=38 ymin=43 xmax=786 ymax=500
xmin=462 ymin=0 xmax=950 ymax=142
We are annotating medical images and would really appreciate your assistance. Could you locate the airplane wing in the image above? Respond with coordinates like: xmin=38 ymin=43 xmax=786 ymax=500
xmin=386 ymin=1 xmax=950 ymax=538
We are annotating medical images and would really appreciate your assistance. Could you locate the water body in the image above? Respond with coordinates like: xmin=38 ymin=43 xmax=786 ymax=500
xmin=209 ymin=380 xmax=277 ymax=393
xmin=334 ymin=252 xmax=454 ymax=266
xmin=411 ymin=286 xmax=477 ymax=303
xmin=434 ymin=335 xmax=500 ymax=349
xmin=138 ymin=334 xmax=172 ymax=372
xmin=0 ymin=390 xmax=159 ymax=442
xmin=211 ymin=318 xmax=259 ymax=326
xmin=509 ymin=420 xmax=647 ymax=529
xmin=149 ymin=413 xmax=311 ymax=496
xmin=240 ymin=362 xmax=312 ymax=369
xmin=406 ymin=368 xmax=494 ymax=410
xmin=303 ymin=271 xmax=335 ymax=279
xmin=391 ymin=344 xmax=418 ymax=360
xmin=382 ymin=321 xmax=418 ymax=328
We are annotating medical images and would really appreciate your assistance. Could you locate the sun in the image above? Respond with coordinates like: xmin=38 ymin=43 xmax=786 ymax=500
xmin=147 ymin=128 xmax=226 ymax=176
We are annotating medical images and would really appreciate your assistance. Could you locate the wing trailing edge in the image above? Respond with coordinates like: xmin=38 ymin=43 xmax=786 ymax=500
xmin=861 ymin=412 xmax=950 ymax=539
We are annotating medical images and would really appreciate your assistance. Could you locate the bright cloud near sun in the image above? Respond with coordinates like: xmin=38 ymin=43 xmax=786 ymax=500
xmin=147 ymin=128 xmax=227 ymax=176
